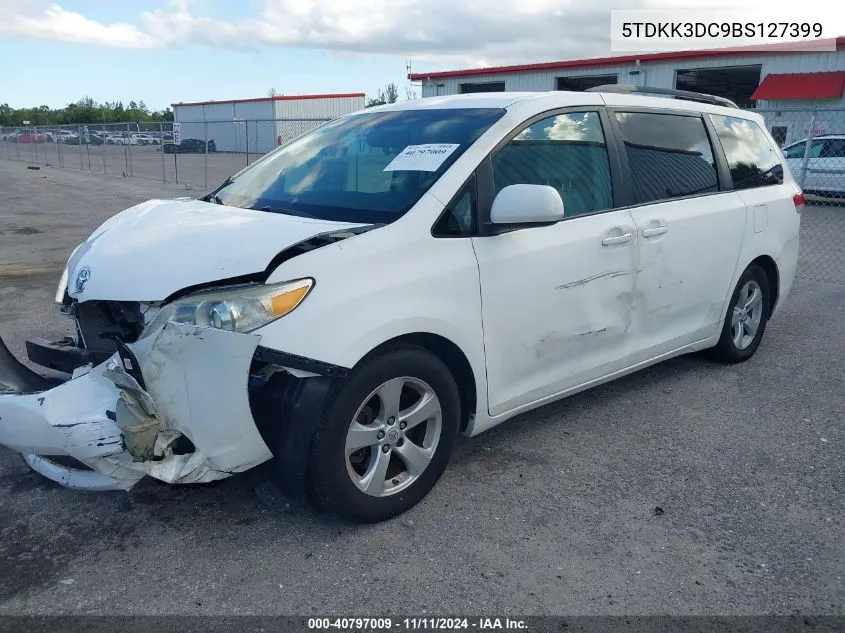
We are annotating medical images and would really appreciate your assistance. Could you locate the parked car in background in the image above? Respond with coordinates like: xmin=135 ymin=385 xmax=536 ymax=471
xmin=15 ymin=132 xmax=47 ymax=143
xmin=59 ymin=133 xmax=81 ymax=144
xmin=0 ymin=88 xmax=801 ymax=522
xmin=54 ymin=130 xmax=77 ymax=143
xmin=163 ymin=138 xmax=217 ymax=153
xmin=783 ymin=134 xmax=845 ymax=199
xmin=60 ymin=132 xmax=104 ymax=146
xmin=132 ymin=133 xmax=160 ymax=145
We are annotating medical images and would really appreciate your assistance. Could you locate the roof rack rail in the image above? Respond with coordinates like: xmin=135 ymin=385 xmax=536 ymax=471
xmin=586 ymin=84 xmax=739 ymax=109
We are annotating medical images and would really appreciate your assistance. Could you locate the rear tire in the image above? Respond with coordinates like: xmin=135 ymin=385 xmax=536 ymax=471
xmin=306 ymin=345 xmax=461 ymax=523
xmin=709 ymin=264 xmax=771 ymax=363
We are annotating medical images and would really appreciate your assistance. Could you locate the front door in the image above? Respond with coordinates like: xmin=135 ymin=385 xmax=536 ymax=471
xmin=472 ymin=110 xmax=639 ymax=417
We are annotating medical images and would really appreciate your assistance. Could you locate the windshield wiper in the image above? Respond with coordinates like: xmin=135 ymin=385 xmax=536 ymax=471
xmin=257 ymin=205 xmax=319 ymax=219
xmin=200 ymin=175 xmax=233 ymax=204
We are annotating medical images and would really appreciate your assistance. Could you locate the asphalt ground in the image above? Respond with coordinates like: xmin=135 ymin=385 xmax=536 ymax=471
xmin=0 ymin=160 xmax=842 ymax=616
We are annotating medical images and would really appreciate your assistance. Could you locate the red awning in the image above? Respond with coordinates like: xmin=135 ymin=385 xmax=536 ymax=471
xmin=751 ymin=71 xmax=845 ymax=100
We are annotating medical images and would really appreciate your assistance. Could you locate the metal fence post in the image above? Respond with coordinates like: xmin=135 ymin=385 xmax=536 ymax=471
xmin=160 ymin=122 xmax=166 ymax=183
xmin=204 ymin=120 xmax=209 ymax=190
xmin=126 ymin=123 xmax=134 ymax=177
xmin=798 ymin=110 xmax=817 ymax=189
xmin=78 ymin=126 xmax=84 ymax=169
xmin=101 ymin=127 xmax=107 ymax=173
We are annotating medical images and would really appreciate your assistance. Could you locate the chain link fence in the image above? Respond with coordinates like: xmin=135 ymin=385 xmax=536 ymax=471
xmin=756 ymin=107 xmax=845 ymax=285
xmin=1 ymin=107 xmax=843 ymax=284
xmin=0 ymin=118 xmax=330 ymax=190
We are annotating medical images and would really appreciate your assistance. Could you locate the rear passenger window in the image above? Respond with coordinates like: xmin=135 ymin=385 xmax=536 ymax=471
xmin=710 ymin=115 xmax=784 ymax=190
xmin=491 ymin=112 xmax=613 ymax=217
xmin=614 ymin=112 xmax=718 ymax=205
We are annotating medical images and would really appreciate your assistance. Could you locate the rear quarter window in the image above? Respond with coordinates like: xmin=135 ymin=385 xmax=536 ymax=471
xmin=710 ymin=115 xmax=784 ymax=190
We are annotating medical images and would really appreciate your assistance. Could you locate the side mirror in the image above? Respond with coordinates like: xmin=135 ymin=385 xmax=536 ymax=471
xmin=490 ymin=184 xmax=564 ymax=225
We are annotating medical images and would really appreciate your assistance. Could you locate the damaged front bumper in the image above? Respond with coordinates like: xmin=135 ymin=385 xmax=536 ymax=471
xmin=0 ymin=323 xmax=273 ymax=491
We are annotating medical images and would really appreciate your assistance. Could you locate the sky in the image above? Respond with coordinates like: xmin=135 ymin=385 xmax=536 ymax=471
xmin=0 ymin=0 xmax=841 ymax=111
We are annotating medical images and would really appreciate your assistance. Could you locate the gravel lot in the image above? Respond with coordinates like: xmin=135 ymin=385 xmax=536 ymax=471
xmin=0 ymin=160 xmax=842 ymax=616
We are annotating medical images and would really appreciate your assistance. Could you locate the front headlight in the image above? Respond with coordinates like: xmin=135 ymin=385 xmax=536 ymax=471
xmin=141 ymin=278 xmax=313 ymax=338
xmin=55 ymin=243 xmax=83 ymax=303
xmin=54 ymin=266 xmax=70 ymax=304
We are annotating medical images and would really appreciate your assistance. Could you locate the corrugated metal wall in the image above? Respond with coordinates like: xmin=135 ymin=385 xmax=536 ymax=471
xmin=419 ymin=50 xmax=845 ymax=110
xmin=273 ymin=95 xmax=365 ymax=119
xmin=174 ymin=97 xmax=364 ymax=153
xmin=174 ymin=100 xmax=277 ymax=153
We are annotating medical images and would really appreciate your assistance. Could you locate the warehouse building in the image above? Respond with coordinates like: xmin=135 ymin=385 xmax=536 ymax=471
xmin=171 ymin=93 xmax=366 ymax=153
xmin=409 ymin=38 xmax=845 ymax=146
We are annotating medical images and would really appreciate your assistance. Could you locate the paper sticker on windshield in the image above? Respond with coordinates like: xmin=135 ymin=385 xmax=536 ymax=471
xmin=383 ymin=144 xmax=460 ymax=172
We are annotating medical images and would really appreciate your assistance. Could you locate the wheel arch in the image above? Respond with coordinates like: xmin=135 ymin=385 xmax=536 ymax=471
xmin=748 ymin=254 xmax=780 ymax=314
xmin=363 ymin=333 xmax=478 ymax=434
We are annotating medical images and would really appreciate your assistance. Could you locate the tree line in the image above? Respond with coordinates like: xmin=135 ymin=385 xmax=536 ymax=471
xmin=0 ymin=97 xmax=174 ymax=127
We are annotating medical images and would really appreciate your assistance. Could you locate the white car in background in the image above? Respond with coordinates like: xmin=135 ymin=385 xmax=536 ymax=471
xmin=0 ymin=87 xmax=802 ymax=523
xmin=133 ymin=133 xmax=160 ymax=145
xmin=106 ymin=133 xmax=138 ymax=145
xmin=783 ymin=134 xmax=845 ymax=200
xmin=54 ymin=130 xmax=77 ymax=143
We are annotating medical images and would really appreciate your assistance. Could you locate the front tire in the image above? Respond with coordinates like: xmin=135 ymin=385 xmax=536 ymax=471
xmin=306 ymin=345 xmax=461 ymax=523
xmin=709 ymin=264 xmax=771 ymax=363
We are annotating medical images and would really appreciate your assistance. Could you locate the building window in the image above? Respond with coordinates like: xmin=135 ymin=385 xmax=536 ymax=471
xmin=556 ymin=75 xmax=618 ymax=92
xmin=614 ymin=112 xmax=718 ymax=205
xmin=459 ymin=82 xmax=506 ymax=93
xmin=491 ymin=112 xmax=613 ymax=217
xmin=710 ymin=114 xmax=784 ymax=190
xmin=770 ymin=126 xmax=787 ymax=148
xmin=675 ymin=65 xmax=762 ymax=109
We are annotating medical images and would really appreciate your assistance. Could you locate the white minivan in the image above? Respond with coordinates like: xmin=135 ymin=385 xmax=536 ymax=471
xmin=0 ymin=87 xmax=802 ymax=522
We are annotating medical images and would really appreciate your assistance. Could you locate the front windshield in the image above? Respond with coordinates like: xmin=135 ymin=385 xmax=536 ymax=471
xmin=212 ymin=107 xmax=505 ymax=224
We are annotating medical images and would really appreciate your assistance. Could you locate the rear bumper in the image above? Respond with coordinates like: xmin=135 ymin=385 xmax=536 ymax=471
xmin=0 ymin=323 xmax=274 ymax=491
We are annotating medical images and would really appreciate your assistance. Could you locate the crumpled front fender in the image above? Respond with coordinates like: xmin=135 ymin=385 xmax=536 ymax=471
xmin=0 ymin=323 xmax=274 ymax=490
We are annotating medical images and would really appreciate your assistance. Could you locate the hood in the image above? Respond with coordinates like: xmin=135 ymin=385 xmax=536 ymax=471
xmin=66 ymin=198 xmax=369 ymax=302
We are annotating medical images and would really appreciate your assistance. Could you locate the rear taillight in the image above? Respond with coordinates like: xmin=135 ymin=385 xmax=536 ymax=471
xmin=793 ymin=191 xmax=805 ymax=214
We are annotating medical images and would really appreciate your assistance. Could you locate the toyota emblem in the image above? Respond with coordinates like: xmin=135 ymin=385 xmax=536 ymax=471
xmin=75 ymin=267 xmax=91 ymax=292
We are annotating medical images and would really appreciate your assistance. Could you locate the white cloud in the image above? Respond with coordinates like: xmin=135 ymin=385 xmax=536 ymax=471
xmin=0 ymin=0 xmax=841 ymax=68
xmin=0 ymin=3 xmax=157 ymax=49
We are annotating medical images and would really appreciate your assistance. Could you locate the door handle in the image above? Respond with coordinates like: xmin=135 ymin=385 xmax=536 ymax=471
xmin=641 ymin=225 xmax=668 ymax=238
xmin=601 ymin=232 xmax=633 ymax=246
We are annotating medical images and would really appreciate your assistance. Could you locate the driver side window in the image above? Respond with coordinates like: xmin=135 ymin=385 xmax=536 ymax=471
xmin=490 ymin=111 xmax=613 ymax=217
